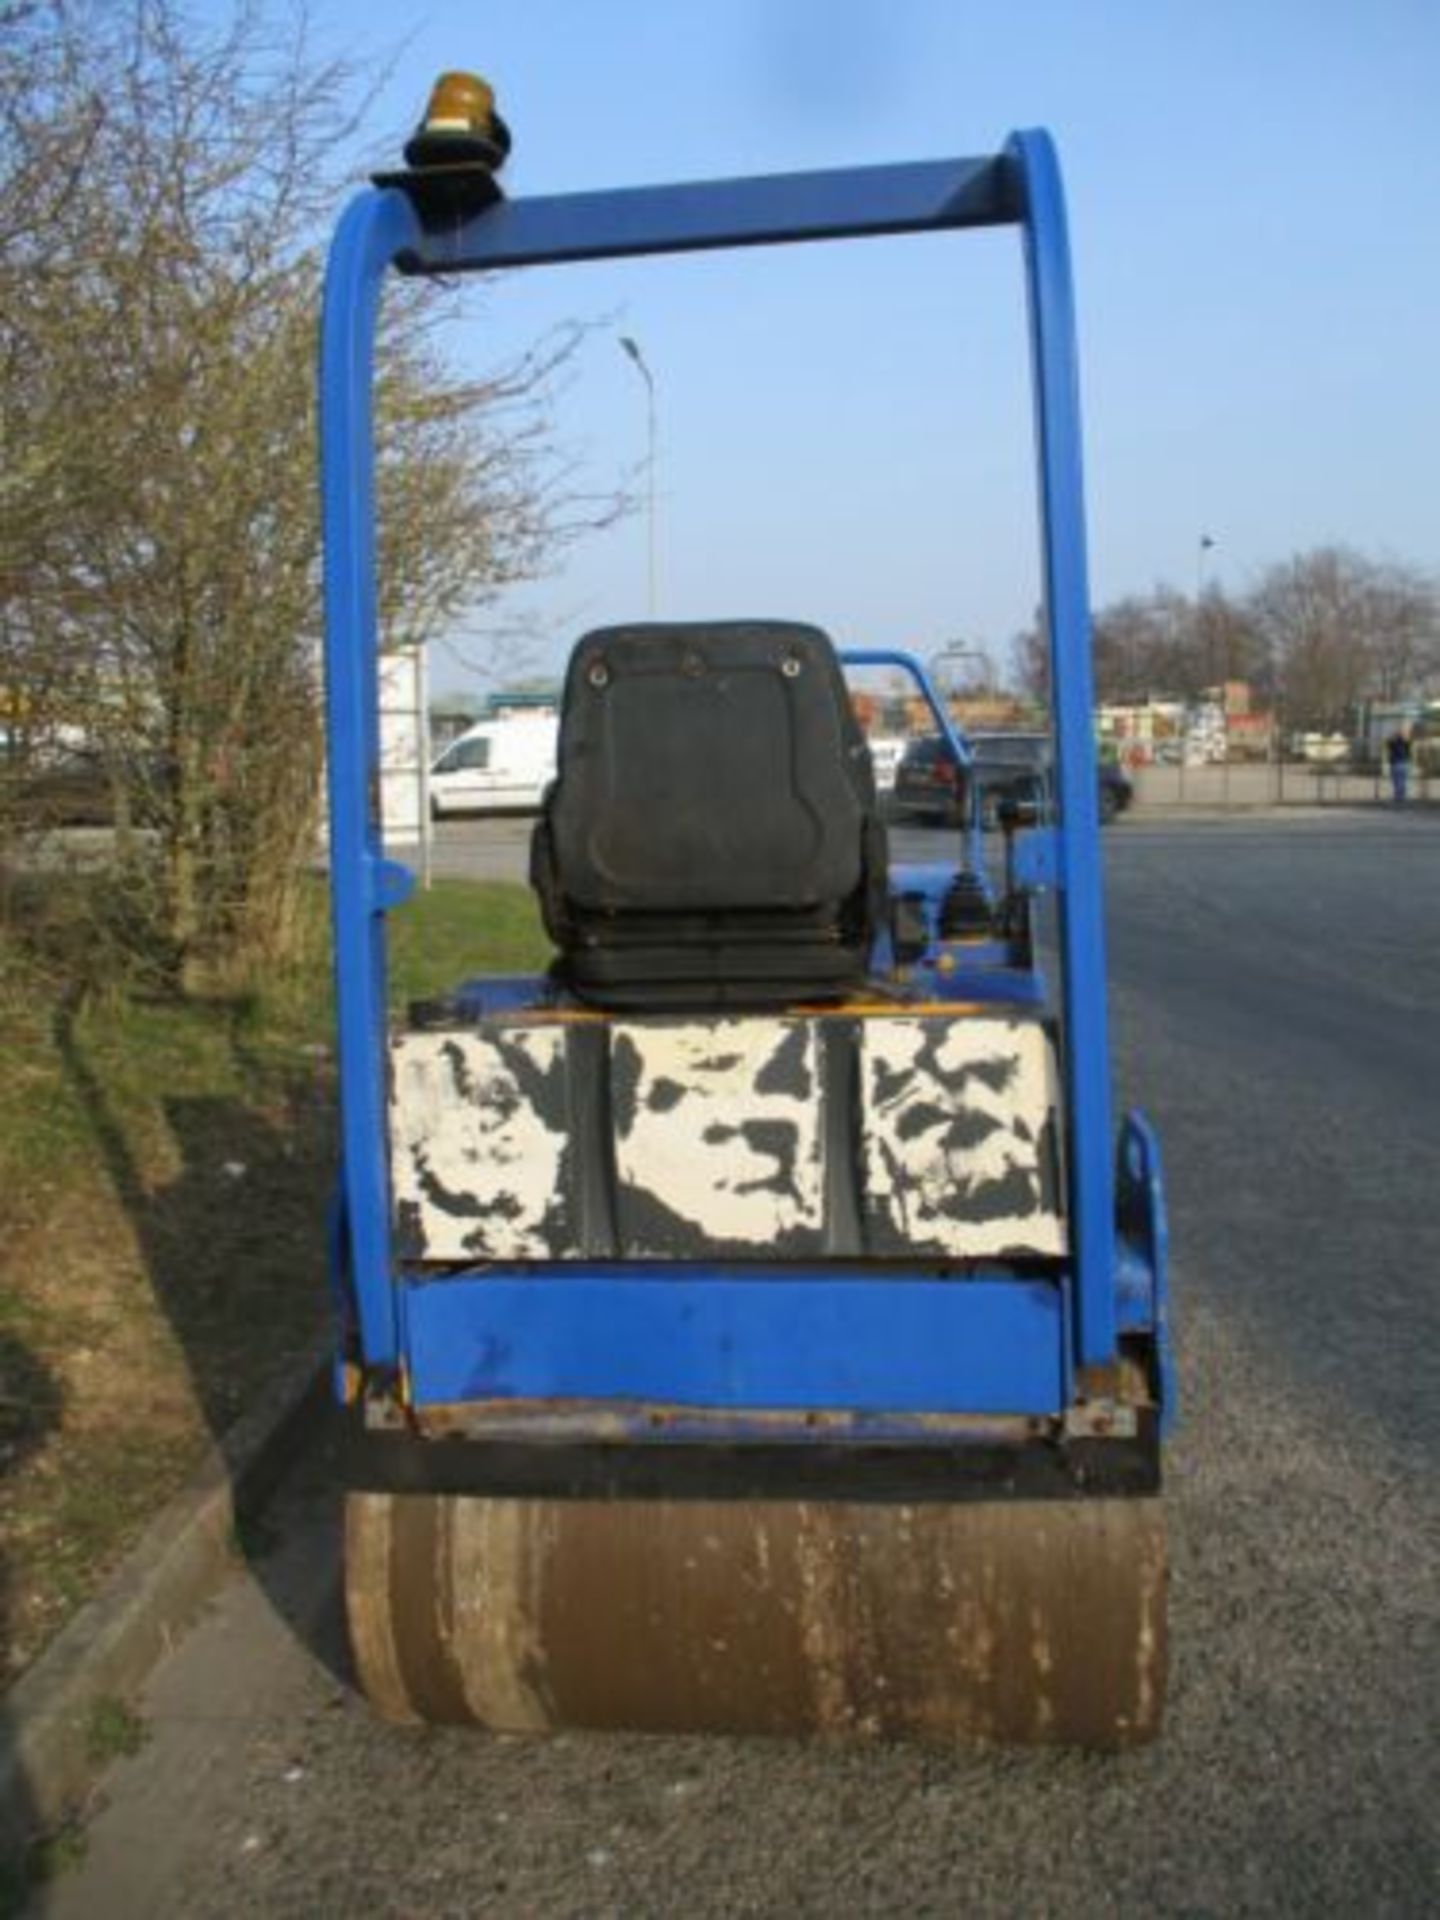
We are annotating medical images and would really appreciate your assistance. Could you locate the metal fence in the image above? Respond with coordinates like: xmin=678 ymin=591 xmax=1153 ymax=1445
xmin=1129 ymin=760 xmax=1434 ymax=810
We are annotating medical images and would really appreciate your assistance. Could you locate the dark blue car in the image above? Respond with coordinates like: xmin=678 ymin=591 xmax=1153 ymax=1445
xmin=890 ymin=731 xmax=1133 ymax=826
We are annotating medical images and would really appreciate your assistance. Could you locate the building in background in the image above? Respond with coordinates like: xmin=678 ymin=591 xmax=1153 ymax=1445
xmin=1098 ymin=683 xmax=1276 ymax=766
xmin=483 ymin=687 xmax=559 ymax=721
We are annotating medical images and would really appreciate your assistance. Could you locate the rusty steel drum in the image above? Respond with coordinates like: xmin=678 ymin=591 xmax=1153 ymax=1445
xmin=346 ymin=1490 xmax=1166 ymax=1748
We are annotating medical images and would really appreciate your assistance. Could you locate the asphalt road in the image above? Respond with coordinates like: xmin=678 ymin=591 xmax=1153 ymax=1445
xmin=42 ymin=810 xmax=1440 ymax=1918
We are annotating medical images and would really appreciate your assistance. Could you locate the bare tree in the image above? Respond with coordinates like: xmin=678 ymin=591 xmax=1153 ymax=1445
xmin=2 ymin=1 xmax=619 ymax=982
xmin=1250 ymin=547 xmax=1440 ymax=731
xmin=1010 ymin=585 xmax=1266 ymax=705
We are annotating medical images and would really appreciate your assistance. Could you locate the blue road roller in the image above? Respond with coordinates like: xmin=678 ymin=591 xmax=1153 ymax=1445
xmin=319 ymin=75 xmax=1174 ymax=1746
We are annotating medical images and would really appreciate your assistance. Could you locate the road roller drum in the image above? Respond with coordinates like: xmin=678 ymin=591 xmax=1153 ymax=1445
xmin=347 ymin=1491 xmax=1166 ymax=1746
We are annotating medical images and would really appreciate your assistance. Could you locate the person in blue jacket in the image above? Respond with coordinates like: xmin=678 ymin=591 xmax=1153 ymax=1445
xmin=1385 ymin=730 xmax=1412 ymax=804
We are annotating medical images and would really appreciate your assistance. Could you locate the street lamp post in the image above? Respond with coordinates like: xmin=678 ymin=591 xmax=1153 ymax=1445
xmin=1197 ymin=532 xmax=1217 ymax=685
xmin=619 ymin=334 xmax=658 ymax=619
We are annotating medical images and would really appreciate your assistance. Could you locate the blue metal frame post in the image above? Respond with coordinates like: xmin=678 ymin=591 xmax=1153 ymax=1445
xmin=320 ymin=188 xmax=424 ymax=1369
xmin=1008 ymin=131 xmax=1116 ymax=1365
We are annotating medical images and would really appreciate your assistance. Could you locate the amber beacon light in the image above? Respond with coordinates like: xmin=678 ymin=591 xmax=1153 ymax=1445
xmin=404 ymin=70 xmax=512 ymax=174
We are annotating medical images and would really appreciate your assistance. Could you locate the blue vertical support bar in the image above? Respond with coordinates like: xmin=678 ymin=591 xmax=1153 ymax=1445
xmin=319 ymin=187 xmax=423 ymax=1369
xmin=1008 ymin=131 xmax=1116 ymax=1366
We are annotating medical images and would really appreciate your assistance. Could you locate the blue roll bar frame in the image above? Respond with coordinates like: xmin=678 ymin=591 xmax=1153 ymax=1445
xmin=319 ymin=131 xmax=1117 ymax=1381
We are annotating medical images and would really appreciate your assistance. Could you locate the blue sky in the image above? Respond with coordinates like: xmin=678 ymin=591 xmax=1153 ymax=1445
xmin=294 ymin=1 xmax=1439 ymax=691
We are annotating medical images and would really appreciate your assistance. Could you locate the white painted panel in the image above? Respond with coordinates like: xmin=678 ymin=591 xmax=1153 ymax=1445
xmin=390 ymin=1028 xmax=573 ymax=1260
xmin=611 ymin=1019 xmax=825 ymax=1256
xmin=861 ymin=1016 xmax=1066 ymax=1258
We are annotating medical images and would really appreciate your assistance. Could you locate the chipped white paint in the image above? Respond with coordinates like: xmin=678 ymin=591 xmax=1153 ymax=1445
xmin=612 ymin=1019 xmax=824 ymax=1253
xmin=861 ymin=1016 xmax=1067 ymax=1258
xmin=390 ymin=1029 xmax=572 ymax=1260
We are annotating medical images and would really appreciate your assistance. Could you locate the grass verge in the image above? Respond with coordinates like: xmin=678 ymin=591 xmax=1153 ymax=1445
xmin=0 ymin=875 xmax=548 ymax=1687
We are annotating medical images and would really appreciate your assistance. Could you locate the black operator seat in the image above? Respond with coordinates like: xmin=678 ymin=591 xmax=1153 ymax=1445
xmin=530 ymin=620 xmax=888 ymax=1008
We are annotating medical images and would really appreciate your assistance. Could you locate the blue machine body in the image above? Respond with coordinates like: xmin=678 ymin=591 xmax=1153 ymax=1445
xmin=319 ymin=134 xmax=1172 ymax=1440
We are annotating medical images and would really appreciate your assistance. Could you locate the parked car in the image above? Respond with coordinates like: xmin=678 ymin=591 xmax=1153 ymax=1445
xmin=428 ymin=716 xmax=558 ymax=817
xmin=890 ymin=734 xmax=967 ymax=824
xmin=970 ymin=732 xmax=1049 ymax=826
xmin=0 ymin=744 xmax=165 ymax=829
xmin=889 ymin=731 xmax=1133 ymax=827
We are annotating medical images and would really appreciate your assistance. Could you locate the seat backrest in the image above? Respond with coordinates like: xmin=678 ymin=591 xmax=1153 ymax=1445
xmin=542 ymin=620 xmax=876 ymax=915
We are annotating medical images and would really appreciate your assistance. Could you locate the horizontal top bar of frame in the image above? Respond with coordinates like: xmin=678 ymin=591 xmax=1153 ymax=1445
xmin=394 ymin=153 xmax=1019 ymax=276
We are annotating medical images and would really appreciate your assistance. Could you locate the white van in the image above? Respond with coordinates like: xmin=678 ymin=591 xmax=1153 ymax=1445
xmin=429 ymin=716 xmax=558 ymax=817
